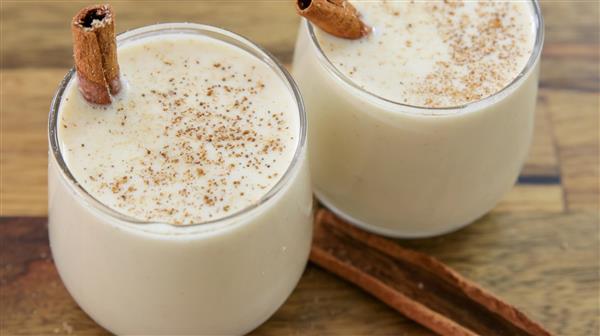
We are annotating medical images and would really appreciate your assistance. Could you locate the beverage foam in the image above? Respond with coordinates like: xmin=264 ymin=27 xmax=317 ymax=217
xmin=58 ymin=33 xmax=299 ymax=224
xmin=315 ymin=1 xmax=536 ymax=108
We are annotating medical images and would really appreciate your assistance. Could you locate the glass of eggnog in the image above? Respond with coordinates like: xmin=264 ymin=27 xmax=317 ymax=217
xmin=49 ymin=23 xmax=312 ymax=334
xmin=293 ymin=0 xmax=544 ymax=237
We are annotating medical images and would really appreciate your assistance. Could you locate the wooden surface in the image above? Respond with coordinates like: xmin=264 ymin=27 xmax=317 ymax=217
xmin=0 ymin=1 xmax=598 ymax=335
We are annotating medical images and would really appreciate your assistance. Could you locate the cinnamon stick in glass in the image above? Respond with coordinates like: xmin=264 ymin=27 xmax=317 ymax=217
xmin=71 ymin=4 xmax=121 ymax=105
xmin=296 ymin=0 xmax=370 ymax=39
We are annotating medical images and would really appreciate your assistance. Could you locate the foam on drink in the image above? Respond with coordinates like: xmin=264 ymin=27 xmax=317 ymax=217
xmin=315 ymin=1 xmax=536 ymax=108
xmin=58 ymin=33 xmax=299 ymax=224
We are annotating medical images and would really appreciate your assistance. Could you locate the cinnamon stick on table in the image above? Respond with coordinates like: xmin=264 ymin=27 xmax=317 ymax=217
xmin=71 ymin=4 xmax=121 ymax=105
xmin=296 ymin=0 xmax=370 ymax=39
xmin=311 ymin=209 xmax=552 ymax=336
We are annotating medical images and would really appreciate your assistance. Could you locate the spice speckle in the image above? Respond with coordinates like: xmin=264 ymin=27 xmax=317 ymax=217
xmin=316 ymin=1 xmax=535 ymax=108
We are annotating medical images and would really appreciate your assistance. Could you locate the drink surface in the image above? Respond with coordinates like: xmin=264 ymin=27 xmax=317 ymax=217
xmin=58 ymin=33 xmax=299 ymax=224
xmin=314 ymin=0 xmax=536 ymax=108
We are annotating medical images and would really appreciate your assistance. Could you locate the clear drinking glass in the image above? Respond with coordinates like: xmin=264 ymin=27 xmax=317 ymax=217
xmin=292 ymin=1 xmax=544 ymax=238
xmin=48 ymin=23 xmax=312 ymax=335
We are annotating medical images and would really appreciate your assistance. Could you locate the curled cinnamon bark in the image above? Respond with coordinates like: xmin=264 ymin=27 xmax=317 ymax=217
xmin=71 ymin=4 xmax=121 ymax=105
xmin=311 ymin=209 xmax=552 ymax=336
xmin=296 ymin=0 xmax=370 ymax=39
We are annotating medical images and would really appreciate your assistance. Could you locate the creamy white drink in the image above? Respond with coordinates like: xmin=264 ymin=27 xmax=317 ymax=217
xmin=49 ymin=23 xmax=311 ymax=335
xmin=293 ymin=1 xmax=543 ymax=237
xmin=60 ymin=32 xmax=299 ymax=224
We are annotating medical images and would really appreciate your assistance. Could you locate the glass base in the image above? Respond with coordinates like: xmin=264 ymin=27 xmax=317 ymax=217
xmin=314 ymin=190 xmax=476 ymax=239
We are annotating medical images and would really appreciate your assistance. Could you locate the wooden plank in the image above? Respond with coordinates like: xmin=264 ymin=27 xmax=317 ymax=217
xmin=538 ymin=3 xmax=600 ymax=94
xmin=1 ymin=213 xmax=597 ymax=335
xmin=0 ymin=69 xmax=64 ymax=216
xmin=493 ymin=185 xmax=564 ymax=213
xmin=521 ymin=93 xmax=560 ymax=177
xmin=542 ymin=89 xmax=599 ymax=211
xmin=1 ymin=1 xmax=301 ymax=68
xmin=539 ymin=55 xmax=599 ymax=93
xmin=539 ymin=2 xmax=600 ymax=45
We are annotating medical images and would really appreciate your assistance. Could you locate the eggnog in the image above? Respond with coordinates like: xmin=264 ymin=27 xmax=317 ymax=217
xmin=293 ymin=0 xmax=543 ymax=237
xmin=59 ymin=32 xmax=299 ymax=224
xmin=49 ymin=23 xmax=311 ymax=334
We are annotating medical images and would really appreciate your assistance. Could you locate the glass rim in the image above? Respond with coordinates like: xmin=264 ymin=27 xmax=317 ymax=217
xmin=305 ymin=0 xmax=545 ymax=114
xmin=48 ymin=23 xmax=307 ymax=230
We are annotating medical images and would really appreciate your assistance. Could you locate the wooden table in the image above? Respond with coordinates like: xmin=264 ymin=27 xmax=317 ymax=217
xmin=1 ymin=1 xmax=598 ymax=335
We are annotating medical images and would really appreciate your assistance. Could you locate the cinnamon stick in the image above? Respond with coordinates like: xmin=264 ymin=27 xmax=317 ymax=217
xmin=311 ymin=209 xmax=552 ymax=336
xmin=71 ymin=4 xmax=121 ymax=105
xmin=296 ymin=0 xmax=370 ymax=39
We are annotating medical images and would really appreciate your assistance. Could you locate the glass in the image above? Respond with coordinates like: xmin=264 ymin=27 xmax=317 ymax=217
xmin=292 ymin=1 xmax=544 ymax=237
xmin=48 ymin=23 xmax=312 ymax=334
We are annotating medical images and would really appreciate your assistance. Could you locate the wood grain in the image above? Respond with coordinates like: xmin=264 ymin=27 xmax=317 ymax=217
xmin=1 ymin=1 xmax=301 ymax=68
xmin=542 ymin=89 xmax=600 ymax=211
xmin=0 ymin=1 xmax=598 ymax=335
